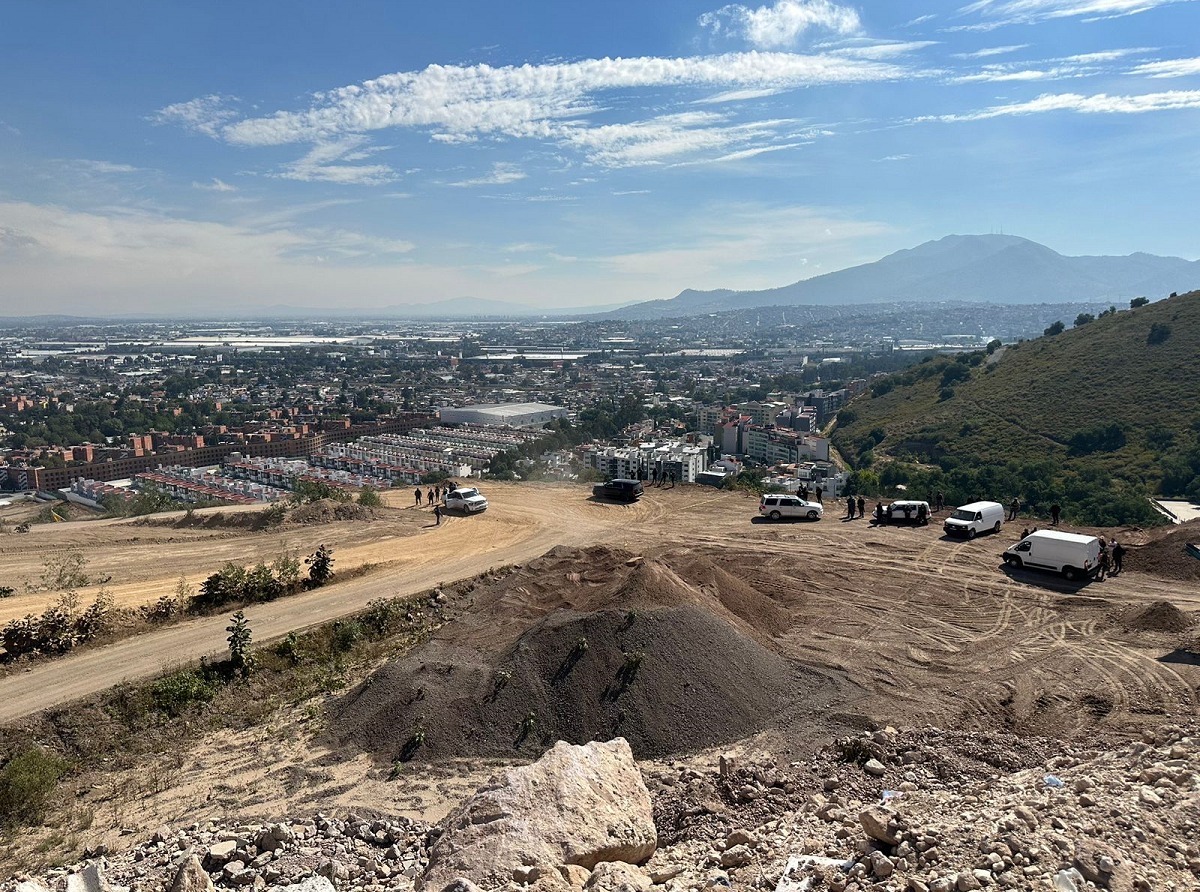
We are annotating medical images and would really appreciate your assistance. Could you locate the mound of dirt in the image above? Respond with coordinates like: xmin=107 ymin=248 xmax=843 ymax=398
xmin=330 ymin=545 xmax=837 ymax=762
xmin=287 ymin=499 xmax=377 ymax=525
xmin=1112 ymin=600 xmax=1195 ymax=633
xmin=333 ymin=604 xmax=830 ymax=761
xmin=1128 ymin=521 xmax=1200 ymax=580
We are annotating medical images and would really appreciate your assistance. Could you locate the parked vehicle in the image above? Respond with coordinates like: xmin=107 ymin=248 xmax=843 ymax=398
xmin=759 ymin=494 xmax=823 ymax=521
xmin=1003 ymin=530 xmax=1101 ymax=581
xmin=445 ymin=486 xmax=488 ymax=513
xmin=592 ymin=478 xmax=644 ymax=503
xmin=882 ymin=500 xmax=930 ymax=525
xmin=943 ymin=500 xmax=1005 ymax=539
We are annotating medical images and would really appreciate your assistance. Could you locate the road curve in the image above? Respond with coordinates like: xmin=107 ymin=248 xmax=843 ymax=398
xmin=0 ymin=484 xmax=634 ymax=723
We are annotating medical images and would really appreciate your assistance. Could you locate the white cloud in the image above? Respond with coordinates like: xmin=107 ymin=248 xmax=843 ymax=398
xmin=956 ymin=0 xmax=1196 ymax=26
xmin=275 ymin=136 xmax=398 ymax=184
xmin=904 ymin=14 xmax=938 ymax=25
xmin=449 ymin=162 xmax=527 ymax=187
xmin=952 ymin=43 xmax=1030 ymax=58
xmin=700 ymin=0 xmax=861 ymax=49
xmin=74 ymin=159 xmax=140 ymax=174
xmin=693 ymin=87 xmax=783 ymax=104
xmin=949 ymin=47 xmax=1154 ymax=82
xmin=151 ymin=94 xmax=238 ymax=137
xmin=1132 ymin=56 xmax=1200 ymax=77
xmin=874 ymin=154 xmax=911 ymax=161
xmin=170 ymin=52 xmax=910 ymax=152
xmin=922 ymin=89 xmax=1200 ymax=121
xmin=193 ymin=178 xmax=237 ymax=192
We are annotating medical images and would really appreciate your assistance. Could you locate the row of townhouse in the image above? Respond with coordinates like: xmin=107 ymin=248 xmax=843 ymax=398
xmin=223 ymin=456 xmax=393 ymax=491
xmin=321 ymin=440 xmax=474 ymax=479
xmin=133 ymin=467 xmax=289 ymax=504
xmin=584 ymin=441 xmax=708 ymax=483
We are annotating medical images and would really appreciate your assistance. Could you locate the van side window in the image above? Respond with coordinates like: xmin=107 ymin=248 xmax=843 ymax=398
xmin=1016 ymin=541 xmax=1031 ymax=552
xmin=975 ymin=512 xmax=983 ymax=521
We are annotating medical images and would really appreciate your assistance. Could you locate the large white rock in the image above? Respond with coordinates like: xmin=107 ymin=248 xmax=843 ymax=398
xmin=420 ymin=739 xmax=657 ymax=891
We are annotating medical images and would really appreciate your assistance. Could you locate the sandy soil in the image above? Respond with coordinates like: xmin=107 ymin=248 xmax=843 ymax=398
xmin=3 ymin=482 xmax=1199 ymax=871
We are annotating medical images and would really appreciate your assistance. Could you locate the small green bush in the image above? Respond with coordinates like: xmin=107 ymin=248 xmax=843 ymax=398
xmin=0 ymin=745 xmax=68 ymax=825
xmin=149 ymin=669 xmax=219 ymax=716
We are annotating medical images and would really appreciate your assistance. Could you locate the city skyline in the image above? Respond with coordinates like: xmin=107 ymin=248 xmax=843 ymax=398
xmin=2 ymin=0 xmax=1200 ymax=313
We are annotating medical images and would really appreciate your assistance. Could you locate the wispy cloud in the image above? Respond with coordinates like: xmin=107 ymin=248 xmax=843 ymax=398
xmin=949 ymin=46 xmax=1154 ymax=81
xmin=921 ymin=89 xmax=1200 ymax=121
xmin=75 ymin=159 xmax=140 ymax=175
xmin=151 ymin=94 xmax=238 ymax=137
xmin=1132 ymin=56 xmax=1200 ymax=77
xmin=275 ymin=136 xmax=398 ymax=184
xmin=699 ymin=0 xmax=861 ymax=49
xmin=193 ymin=178 xmax=237 ymax=192
xmin=874 ymin=154 xmax=911 ymax=162
xmin=955 ymin=0 xmax=1196 ymax=28
xmin=449 ymin=162 xmax=527 ymax=187
xmin=952 ymin=43 xmax=1030 ymax=58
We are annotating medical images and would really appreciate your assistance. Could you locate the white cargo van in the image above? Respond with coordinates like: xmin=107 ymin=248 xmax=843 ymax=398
xmin=1002 ymin=530 xmax=1101 ymax=581
xmin=944 ymin=501 xmax=1005 ymax=539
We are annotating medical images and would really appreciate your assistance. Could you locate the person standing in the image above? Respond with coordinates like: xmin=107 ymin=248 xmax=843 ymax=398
xmin=936 ymin=491 xmax=945 ymax=513
xmin=846 ymin=496 xmax=856 ymax=519
xmin=669 ymin=471 xmax=676 ymax=488
xmin=1051 ymin=504 xmax=1061 ymax=525
xmin=1008 ymin=498 xmax=1020 ymax=521
xmin=434 ymin=503 xmax=442 ymax=525
xmin=414 ymin=487 xmax=423 ymax=507
xmin=1097 ymin=539 xmax=1109 ymax=580
xmin=857 ymin=496 xmax=865 ymax=520
xmin=1112 ymin=540 xmax=1125 ymax=574
xmin=816 ymin=485 xmax=824 ymax=505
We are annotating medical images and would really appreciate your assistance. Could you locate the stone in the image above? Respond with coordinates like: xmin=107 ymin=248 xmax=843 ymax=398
xmin=290 ymin=879 xmax=337 ymax=892
xmin=725 ymin=829 xmax=755 ymax=849
xmin=871 ymin=853 xmax=895 ymax=879
xmin=859 ymin=807 xmax=901 ymax=846
xmin=583 ymin=862 xmax=651 ymax=892
xmin=206 ymin=841 xmax=238 ymax=867
xmin=420 ymin=739 xmax=656 ymax=891
xmin=17 ymin=883 xmax=53 ymax=892
xmin=558 ymin=865 xmax=592 ymax=888
xmin=864 ymin=759 xmax=886 ymax=777
xmin=65 ymin=863 xmax=127 ymax=892
xmin=170 ymin=856 xmax=215 ymax=892
xmin=956 ymin=873 xmax=982 ymax=891
xmin=719 ymin=845 xmax=751 ymax=869
xmin=1073 ymin=840 xmax=1133 ymax=889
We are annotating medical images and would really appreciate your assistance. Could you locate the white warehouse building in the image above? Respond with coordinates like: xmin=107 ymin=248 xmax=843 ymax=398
xmin=439 ymin=402 xmax=567 ymax=428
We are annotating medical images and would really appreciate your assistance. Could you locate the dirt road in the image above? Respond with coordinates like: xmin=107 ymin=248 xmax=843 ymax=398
xmin=2 ymin=482 xmax=1197 ymax=729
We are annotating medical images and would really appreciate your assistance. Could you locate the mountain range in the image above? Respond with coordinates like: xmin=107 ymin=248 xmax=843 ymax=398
xmin=603 ymin=234 xmax=1200 ymax=320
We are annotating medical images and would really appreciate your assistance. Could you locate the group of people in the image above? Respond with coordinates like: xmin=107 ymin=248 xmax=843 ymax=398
xmin=648 ymin=469 xmax=677 ymax=488
xmin=413 ymin=481 xmax=462 ymax=525
xmin=1010 ymin=499 xmax=1064 ymax=525
xmin=798 ymin=483 xmax=824 ymax=503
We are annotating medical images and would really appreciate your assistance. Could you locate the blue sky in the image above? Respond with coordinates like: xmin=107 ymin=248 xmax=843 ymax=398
xmin=1 ymin=0 xmax=1199 ymax=313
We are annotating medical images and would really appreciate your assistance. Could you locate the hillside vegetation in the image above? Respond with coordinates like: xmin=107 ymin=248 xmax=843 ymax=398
xmin=833 ymin=290 xmax=1200 ymax=525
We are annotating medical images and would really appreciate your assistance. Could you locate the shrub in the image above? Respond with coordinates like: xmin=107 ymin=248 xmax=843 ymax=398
xmin=1147 ymin=322 xmax=1171 ymax=345
xmin=306 ymin=545 xmax=334 ymax=587
xmin=1130 ymin=296 xmax=1150 ymax=308
xmin=1044 ymin=320 xmax=1065 ymax=336
xmin=986 ymin=339 xmax=1002 ymax=355
xmin=292 ymin=479 xmax=350 ymax=504
xmin=150 ymin=668 xmax=219 ymax=716
xmin=227 ymin=611 xmax=254 ymax=678
xmin=357 ymin=487 xmax=384 ymax=508
xmin=0 ymin=746 xmax=68 ymax=825
xmin=1074 ymin=313 xmax=1094 ymax=327
xmin=329 ymin=619 xmax=363 ymax=654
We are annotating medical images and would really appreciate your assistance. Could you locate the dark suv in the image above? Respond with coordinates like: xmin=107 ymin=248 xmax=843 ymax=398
xmin=592 ymin=478 xmax=645 ymax=502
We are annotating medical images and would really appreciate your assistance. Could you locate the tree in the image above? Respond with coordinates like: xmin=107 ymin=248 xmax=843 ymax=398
xmin=1074 ymin=313 xmax=1094 ymax=327
xmin=226 ymin=610 xmax=253 ymax=679
xmin=1130 ymin=296 xmax=1150 ymax=309
xmin=985 ymin=339 xmax=1002 ymax=355
xmin=306 ymin=545 xmax=334 ymax=587
xmin=357 ymin=487 xmax=383 ymax=508
xmin=1044 ymin=321 xmax=1065 ymax=336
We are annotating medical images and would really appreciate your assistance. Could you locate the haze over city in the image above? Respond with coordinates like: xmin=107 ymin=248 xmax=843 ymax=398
xmin=2 ymin=0 xmax=1200 ymax=314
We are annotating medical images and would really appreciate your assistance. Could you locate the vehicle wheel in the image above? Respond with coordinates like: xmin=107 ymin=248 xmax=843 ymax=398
xmin=769 ymin=510 xmax=782 ymax=521
xmin=807 ymin=510 xmax=819 ymax=520
xmin=1063 ymin=567 xmax=1079 ymax=582
xmin=968 ymin=528 xmax=977 ymax=540
xmin=1004 ymin=555 xmax=1022 ymax=568
xmin=993 ymin=521 xmax=1002 ymax=533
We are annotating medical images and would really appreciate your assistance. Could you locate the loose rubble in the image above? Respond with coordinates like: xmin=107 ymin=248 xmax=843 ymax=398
xmin=6 ymin=727 xmax=1199 ymax=892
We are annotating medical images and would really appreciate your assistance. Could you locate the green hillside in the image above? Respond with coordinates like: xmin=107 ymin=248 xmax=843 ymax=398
xmin=833 ymin=290 xmax=1200 ymax=525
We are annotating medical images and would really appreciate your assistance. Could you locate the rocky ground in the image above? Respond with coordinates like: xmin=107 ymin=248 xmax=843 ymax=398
xmin=8 ymin=723 xmax=1198 ymax=892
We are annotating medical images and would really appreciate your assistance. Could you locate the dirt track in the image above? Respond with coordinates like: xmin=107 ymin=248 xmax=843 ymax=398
xmin=2 ymin=482 xmax=1198 ymax=732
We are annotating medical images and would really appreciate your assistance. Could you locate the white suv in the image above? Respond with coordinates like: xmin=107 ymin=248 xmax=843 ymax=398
xmin=445 ymin=487 xmax=488 ymax=513
xmin=759 ymin=494 xmax=823 ymax=521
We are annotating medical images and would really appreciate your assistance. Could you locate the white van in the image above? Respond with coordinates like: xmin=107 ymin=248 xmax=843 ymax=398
xmin=1003 ymin=530 xmax=1101 ymax=581
xmin=944 ymin=501 xmax=1005 ymax=539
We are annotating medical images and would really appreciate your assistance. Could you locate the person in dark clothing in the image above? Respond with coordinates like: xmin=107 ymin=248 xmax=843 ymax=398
xmin=1021 ymin=528 xmax=1030 ymax=540
xmin=650 ymin=468 xmax=658 ymax=486
xmin=846 ymin=496 xmax=856 ymax=519
xmin=428 ymin=488 xmax=436 ymax=505
xmin=1051 ymin=503 xmax=1061 ymax=526
xmin=434 ymin=504 xmax=442 ymax=525
xmin=669 ymin=471 xmax=676 ymax=488
xmin=917 ymin=503 xmax=928 ymax=525
xmin=816 ymin=485 xmax=823 ymax=505
xmin=873 ymin=501 xmax=884 ymax=524
xmin=1112 ymin=541 xmax=1125 ymax=574
xmin=857 ymin=496 xmax=865 ymax=519
xmin=1008 ymin=498 xmax=1020 ymax=521
xmin=414 ymin=487 xmax=422 ymax=507
xmin=936 ymin=491 xmax=945 ymax=513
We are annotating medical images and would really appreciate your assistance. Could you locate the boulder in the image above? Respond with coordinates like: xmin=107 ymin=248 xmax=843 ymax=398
xmin=170 ymin=856 xmax=215 ymax=892
xmin=584 ymin=863 xmax=651 ymax=892
xmin=289 ymin=879 xmax=337 ymax=892
xmin=17 ymin=883 xmax=53 ymax=892
xmin=65 ymin=863 xmax=127 ymax=892
xmin=859 ymin=806 xmax=902 ymax=846
xmin=421 ymin=739 xmax=656 ymax=891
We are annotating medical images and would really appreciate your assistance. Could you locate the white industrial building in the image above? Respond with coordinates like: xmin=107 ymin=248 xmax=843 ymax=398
xmin=439 ymin=402 xmax=567 ymax=428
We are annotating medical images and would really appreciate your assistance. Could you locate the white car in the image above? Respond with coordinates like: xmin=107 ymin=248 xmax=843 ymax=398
xmin=759 ymin=494 xmax=823 ymax=521
xmin=944 ymin=500 xmax=1005 ymax=538
xmin=445 ymin=487 xmax=488 ymax=514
